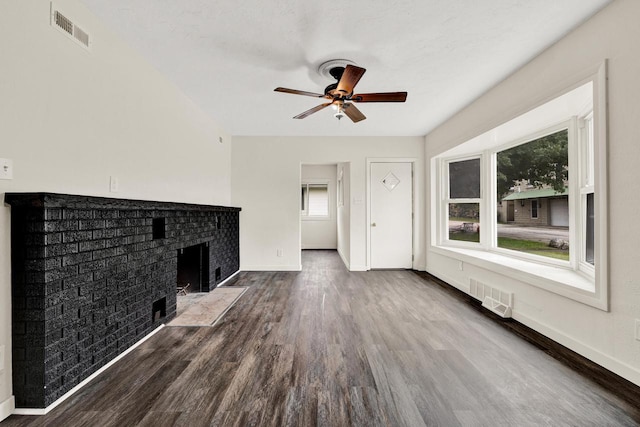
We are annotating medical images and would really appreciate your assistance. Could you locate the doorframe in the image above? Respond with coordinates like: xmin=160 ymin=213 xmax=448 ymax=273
xmin=366 ymin=158 xmax=417 ymax=270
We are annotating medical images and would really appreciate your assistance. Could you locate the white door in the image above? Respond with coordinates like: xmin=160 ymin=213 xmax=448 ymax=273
xmin=550 ymin=198 xmax=569 ymax=226
xmin=370 ymin=162 xmax=413 ymax=269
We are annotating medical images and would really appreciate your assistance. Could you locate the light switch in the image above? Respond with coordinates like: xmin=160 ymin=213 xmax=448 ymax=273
xmin=110 ymin=176 xmax=119 ymax=192
xmin=0 ymin=158 xmax=13 ymax=180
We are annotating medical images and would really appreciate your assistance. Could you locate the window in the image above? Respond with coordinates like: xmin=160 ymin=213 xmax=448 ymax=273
xmin=531 ymin=200 xmax=538 ymax=219
xmin=579 ymin=113 xmax=595 ymax=267
xmin=432 ymin=66 xmax=608 ymax=310
xmin=301 ymin=182 xmax=329 ymax=217
xmin=496 ymin=128 xmax=569 ymax=260
xmin=446 ymin=158 xmax=481 ymax=243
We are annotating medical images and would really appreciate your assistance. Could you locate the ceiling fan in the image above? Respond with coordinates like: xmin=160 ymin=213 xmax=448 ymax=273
xmin=274 ymin=64 xmax=407 ymax=123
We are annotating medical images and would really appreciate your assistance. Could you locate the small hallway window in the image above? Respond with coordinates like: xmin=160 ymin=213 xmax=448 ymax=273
xmin=301 ymin=183 xmax=329 ymax=217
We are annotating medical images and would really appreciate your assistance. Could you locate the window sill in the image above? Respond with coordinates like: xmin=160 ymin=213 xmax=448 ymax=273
xmin=301 ymin=216 xmax=331 ymax=221
xmin=431 ymin=245 xmax=606 ymax=311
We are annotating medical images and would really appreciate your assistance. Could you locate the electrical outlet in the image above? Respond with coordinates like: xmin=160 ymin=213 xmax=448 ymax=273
xmin=0 ymin=158 xmax=13 ymax=180
xmin=0 ymin=345 xmax=4 ymax=373
xmin=109 ymin=176 xmax=119 ymax=192
xmin=635 ymin=319 xmax=640 ymax=341
xmin=277 ymin=249 xmax=283 ymax=257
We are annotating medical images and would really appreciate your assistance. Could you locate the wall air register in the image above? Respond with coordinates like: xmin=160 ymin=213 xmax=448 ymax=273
xmin=50 ymin=3 xmax=91 ymax=50
xmin=469 ymin=278 xmax=513 ymax=318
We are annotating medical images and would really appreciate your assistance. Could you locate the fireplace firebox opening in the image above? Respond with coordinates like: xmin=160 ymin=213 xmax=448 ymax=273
xmin=177 ymin=243 xmax=210 ymax=293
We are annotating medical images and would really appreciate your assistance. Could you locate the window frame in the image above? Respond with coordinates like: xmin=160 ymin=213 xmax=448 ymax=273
xmin=578 ymin=112 xmax=596 ymax=275
xmin=490 ymin=121 xmax=573 ymax=269
xmin=301 ymin=180 xmax=331 ymax=220
xmin=442 ymin=155 xmax=483 ymax=249
xmin=530 ymin=200 xmax=539 ymax=219
xmin=431 ymin=62 xmax=608 ymax=311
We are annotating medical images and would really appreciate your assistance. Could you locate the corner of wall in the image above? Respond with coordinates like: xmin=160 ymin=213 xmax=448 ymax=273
xmin=337 ymin=247 xmax=350 ymax=270
xmin=0 ymin=395 xmax=15 ymax=422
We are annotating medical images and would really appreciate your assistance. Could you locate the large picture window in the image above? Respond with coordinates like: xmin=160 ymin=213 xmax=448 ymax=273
xmin=432 ymin=67 xmax=608 ymax=310
xmin=496 ymin=128 xmax=569 ymax=261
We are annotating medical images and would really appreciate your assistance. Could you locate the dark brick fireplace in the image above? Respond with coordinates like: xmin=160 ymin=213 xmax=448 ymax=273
xmin=5 ymin=193 xmax=241 ymax=408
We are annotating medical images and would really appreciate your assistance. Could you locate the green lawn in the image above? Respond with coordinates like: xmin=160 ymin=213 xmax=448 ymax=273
xmin=449 ymin=231 xmax=480 ymax=243
xmin=448 ymin=233 xmax=569 ymax=261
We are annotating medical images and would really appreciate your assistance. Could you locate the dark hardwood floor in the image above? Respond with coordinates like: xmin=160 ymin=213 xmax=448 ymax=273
xmin=3 ymin=250 xmax=639 ymax=426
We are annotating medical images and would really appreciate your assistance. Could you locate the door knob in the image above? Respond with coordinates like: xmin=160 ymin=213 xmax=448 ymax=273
xmin=371 ymin=222 xmax=376 ymax=227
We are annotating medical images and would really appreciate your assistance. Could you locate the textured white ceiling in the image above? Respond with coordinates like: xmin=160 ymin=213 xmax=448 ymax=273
xmin=81 ymin=0 xmax=611 ymax=137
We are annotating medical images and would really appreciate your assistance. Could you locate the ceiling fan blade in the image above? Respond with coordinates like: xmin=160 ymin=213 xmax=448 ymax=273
xmin=350 ymin=92 xmax=407 ymax=103
xmin=274 ymin=87 xmax=326 ymax=98
xmin=343 ymin=103 xmax=366 ymax=123
xmin=336 ymin=65 xmax=366 ymax=96
xmin=293 ymin=102 xmax=333 ymax=119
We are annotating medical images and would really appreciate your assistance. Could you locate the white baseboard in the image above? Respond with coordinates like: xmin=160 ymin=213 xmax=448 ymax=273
xmin=337 ymin=248 xmax=350 ymax=270
xmin=240 ymin=265 xmax=302 ymax=271
xmin=425 ymin=267 xmax=640 ymax=388
xmin=13 ymin=324 xmax=165 ymax=415
xmin=215 ymin=270 xmax=240 ymax=287
xmin=513 ymin=311 xmax=640 ymax=387
xmin=349 ymin=265 xmax=368 ymax=272
xmin=426 ymin=269 xmax=470 ymax=294
xmin=0 ymin=395 xmax=15 ymax=422
xmin=413 ymin=263 xmax=427 ymax=272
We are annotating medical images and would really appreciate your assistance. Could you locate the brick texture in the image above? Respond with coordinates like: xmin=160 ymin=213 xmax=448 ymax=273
xmin=5 ymin=193 xmax=241 ymax=408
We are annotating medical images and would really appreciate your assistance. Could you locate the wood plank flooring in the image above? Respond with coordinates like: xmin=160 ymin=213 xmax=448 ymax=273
xmin=3 ymin=250 xmax=640 ymax=426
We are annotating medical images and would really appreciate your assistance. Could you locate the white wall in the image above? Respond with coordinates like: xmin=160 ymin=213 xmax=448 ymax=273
xmin=337 ymin=163 xmax=351 ymax=268
xmin=0 ymin=1 xmax=232 ymax=417
xmin=425 ymin=0 xmax=640 ymax=386
xmin=301 ymin=165 xmax=337 ymax=250
xmin=231 ymin=137 xmax=424 ymax=271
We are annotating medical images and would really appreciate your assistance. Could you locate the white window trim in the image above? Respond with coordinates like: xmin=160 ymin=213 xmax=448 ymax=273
xmin=431 ymin=61 xmax=608 ymax=311
xmin=442 ymin=155 xmax=482 ymax=249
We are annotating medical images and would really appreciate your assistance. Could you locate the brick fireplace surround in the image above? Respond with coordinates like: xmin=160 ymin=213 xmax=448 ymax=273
xmin=5 ymin=193 xmax=241 ymax=409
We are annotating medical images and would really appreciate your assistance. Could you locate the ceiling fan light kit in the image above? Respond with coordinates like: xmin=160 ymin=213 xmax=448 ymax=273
xmin=275 ymin=59 xmax=407 ymax=123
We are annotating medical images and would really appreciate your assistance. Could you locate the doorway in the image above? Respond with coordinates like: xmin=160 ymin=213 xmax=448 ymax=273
xmin=301 ymin=164 xmax=338 ymax=250
xmin=507 ymin=201 xmax=515 ymax=222
xmin=369 ymin=161 xmax=413 ymax=269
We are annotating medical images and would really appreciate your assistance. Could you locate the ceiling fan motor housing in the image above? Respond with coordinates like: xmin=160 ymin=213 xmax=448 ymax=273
xmin=329 ymin=66 xmax=344 ymax=81
xmin=324 ymin=82 xmax=339 ymax=96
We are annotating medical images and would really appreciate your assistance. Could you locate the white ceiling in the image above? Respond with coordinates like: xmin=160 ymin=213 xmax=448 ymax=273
xmin=81 ymin=0 xmax=611 ymax=137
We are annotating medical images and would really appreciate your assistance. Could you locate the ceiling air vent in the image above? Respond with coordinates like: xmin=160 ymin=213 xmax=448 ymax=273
xmin=50 ymin=3 xmax=91 ymax=50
